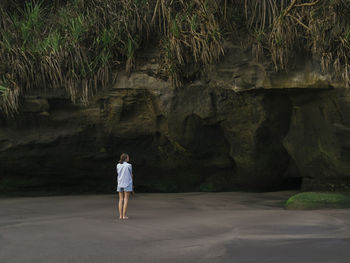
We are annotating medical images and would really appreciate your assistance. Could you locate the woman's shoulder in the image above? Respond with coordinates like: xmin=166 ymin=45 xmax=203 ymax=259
xmin=117 ymin=162 xmax=131 ymax=167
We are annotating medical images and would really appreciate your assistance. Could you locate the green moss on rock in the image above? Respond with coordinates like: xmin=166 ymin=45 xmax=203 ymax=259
xmin=285 ymin=191 xmax=350 ymax=210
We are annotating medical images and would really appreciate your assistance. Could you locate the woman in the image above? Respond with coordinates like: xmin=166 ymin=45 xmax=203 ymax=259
xmin=116 ymin=153 xmax=133 ymax=220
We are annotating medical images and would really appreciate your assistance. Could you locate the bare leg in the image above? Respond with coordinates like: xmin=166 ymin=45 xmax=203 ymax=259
xmin=123 ymin=192 xmax=130 ymax=219
xmin=118 ymin=192 xmax=124 ymax=219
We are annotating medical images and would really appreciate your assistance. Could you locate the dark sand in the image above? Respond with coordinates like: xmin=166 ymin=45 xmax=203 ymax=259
xmin=1 ymin=191 xmax=350 ymax=263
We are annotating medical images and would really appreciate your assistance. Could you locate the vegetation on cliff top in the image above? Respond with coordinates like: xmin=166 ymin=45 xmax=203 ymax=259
xmin=1 ymin=0 xmax=350 ymax=115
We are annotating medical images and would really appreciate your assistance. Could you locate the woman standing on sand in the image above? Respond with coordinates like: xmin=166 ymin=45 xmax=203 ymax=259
xmin=116 ymin=153 xmax=133 ymax=220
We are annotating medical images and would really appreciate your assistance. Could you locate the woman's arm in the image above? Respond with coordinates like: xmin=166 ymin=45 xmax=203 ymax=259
xmin=129 ymin=164 xmax=133 ymax=180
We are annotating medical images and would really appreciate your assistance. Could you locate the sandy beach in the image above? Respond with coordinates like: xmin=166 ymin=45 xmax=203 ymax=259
xmin=1 ymin=191 xmax=350 ymax=263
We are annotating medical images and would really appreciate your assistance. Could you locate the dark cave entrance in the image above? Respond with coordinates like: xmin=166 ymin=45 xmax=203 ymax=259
xmin=279 ymin=177 xmax=303 ymax=191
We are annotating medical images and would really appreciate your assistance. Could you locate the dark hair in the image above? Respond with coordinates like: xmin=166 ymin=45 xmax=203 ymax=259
xmin=119 ymin=153 xmax=129 ymax=164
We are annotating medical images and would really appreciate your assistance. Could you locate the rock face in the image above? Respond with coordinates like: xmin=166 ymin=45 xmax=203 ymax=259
xmin=1 ymin=46 xmax=350 ymax=194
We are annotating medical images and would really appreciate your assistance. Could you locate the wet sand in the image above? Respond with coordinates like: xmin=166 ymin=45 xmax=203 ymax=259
xmin=1 ymin=191 xmax=350 ymax=263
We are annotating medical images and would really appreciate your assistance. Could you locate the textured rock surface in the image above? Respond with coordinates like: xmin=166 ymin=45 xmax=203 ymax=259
xmin=1 ymin=46 xmax=350 ymax=194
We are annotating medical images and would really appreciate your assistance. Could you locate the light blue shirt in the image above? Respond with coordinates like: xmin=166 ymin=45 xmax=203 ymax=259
xmin=116 ymin=162 xmax=133 ymax=187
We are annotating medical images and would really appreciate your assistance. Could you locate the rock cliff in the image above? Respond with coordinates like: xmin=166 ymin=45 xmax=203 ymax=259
xmin=1 ymin=45 xmax=350 ymax=194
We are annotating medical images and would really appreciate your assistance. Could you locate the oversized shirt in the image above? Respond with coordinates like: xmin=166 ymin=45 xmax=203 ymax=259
xmin=116 ymin=162 xmax=133 ymax=187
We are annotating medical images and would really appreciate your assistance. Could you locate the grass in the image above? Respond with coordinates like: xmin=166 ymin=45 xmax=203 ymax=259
xmin=0 ymin=0 xmax=226 ymax=115
xmin=1 ymin=0 xmax=350 ymax=115
xmin=245 ymin=0 xmax=350 ymax=87
xmin=285 ymin=191 xmax=350 ymax=210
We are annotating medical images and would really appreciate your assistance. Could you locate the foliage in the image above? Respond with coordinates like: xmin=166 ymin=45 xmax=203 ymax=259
xmin=0 ymin=0 xmax=154 ymax=115
xmin=154 ymin=0 xmax=224 ymax=86
xmin=1 ymin=0 xmax=350 ymax=115
xmin=0 ymin=0 xmax=226 ymax=115
xmin=244 ymin=0 xmax=350 ymax=86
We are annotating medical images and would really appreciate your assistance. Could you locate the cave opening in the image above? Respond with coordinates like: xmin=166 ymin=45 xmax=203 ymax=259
xmin=279 ymin=177 xmax=303 ymax=191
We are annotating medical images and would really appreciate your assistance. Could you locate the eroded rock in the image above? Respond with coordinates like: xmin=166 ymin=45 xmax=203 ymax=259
xmin=1 ymin=46 xmax=350 ymax=194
